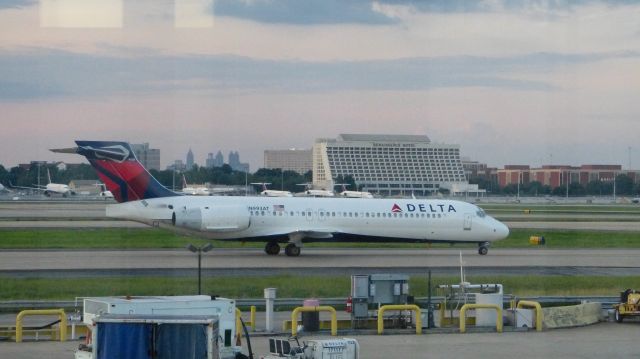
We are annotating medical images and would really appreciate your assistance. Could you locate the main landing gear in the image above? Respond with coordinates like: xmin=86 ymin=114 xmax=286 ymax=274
xmin=264 ymin=242 xmax=302 ymax=257
xmin=265 ymin=242 xmax=280 ymax=255
xmin=284 ymin=243 xmax=301 ymax=257
xmin=478 ymin=242 xmax=490 ymax=255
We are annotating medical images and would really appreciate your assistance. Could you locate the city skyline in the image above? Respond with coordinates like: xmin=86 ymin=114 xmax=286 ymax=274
xmin=0 ymin=1 xmax=639 ymax=170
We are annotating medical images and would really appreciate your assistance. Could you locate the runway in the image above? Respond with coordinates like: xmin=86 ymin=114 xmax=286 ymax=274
xmin=0 ymin=248 xmax=638 ymax=277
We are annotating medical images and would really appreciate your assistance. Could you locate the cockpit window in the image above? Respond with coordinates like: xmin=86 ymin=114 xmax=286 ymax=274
xmin=476 ymin=209 xmax=486 ymax=218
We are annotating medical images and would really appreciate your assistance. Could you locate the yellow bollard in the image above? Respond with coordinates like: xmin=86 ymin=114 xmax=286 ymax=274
xmin=250 ymin=306 xmax=256 ymax=332
xmin=459 ymin=304 xmax=502 ymax=333
xmin=16 ymin=309 xmax=67 ymax=343
xmin=291 ymin=306 xmax=337 ymax=336
xmin=377 ymin=304 xmax=422 ymax=335
xmin=517 ymin=301 xmax=543 ymax=332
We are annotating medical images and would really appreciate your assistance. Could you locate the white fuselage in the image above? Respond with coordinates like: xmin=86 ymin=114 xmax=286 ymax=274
xmin=107 ymin=196 xmax=509 ymax=244
xmin=45 ymin=183 xmax=72 ymax=195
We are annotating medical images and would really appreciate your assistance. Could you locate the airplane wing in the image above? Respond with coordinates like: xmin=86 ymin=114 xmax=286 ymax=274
xmin=10 ymin=185 xmax=47 ymax=192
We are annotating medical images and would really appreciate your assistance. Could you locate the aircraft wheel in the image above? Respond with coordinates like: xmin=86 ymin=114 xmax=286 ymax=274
xmin=285 ymin=243 xmax=301 ymax=257
xmin=264 ymin=242 xmax=280 ymax=256
xmin=478 ymin=246 xmax=489 ymax=255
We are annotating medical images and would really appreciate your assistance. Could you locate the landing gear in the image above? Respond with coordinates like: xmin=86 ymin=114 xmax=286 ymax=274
xmin=285 ymin=243 xmax=301 ymax=257
xmin=478 ymin=242 xmax=490 ymax=255
xmin=265 ymin=242 xmax=280 ymax=255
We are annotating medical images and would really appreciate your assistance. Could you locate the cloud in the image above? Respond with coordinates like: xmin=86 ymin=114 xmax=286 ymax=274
xmin=214 ymin=0 xmax=397 ymax=25
xmin=8 ymin=49 xmax=638 ymax=101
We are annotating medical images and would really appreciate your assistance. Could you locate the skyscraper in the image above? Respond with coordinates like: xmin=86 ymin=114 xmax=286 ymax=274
xmin=228 ymin=151 xmax=250 ymax=172
xmin=131 ymin=143 xmax=161 ymax=171
xmin=186 ymin=148 xmax=195 ymax=169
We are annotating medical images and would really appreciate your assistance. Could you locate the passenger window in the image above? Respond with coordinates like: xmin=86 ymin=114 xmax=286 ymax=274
xmin=355 ymin=213 xmax=358 ymax=218
xmin=302 ymin=212 xmax=306 ymax=216
xmin=272 ymin=211 xmax=276 ymax=216
xmin=261 ymin=211 xmax=265 ymax=216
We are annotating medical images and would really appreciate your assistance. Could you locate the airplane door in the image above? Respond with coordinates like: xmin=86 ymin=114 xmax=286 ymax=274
xmin=463 ymin=213 xmax=472 ymax=231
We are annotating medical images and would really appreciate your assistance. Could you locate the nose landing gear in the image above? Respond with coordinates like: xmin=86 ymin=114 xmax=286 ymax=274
xmin=478 ymin=242 xmax=490 ymax=255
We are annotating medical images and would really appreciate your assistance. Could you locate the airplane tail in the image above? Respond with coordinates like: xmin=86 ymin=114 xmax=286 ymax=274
xmin=65 ymin=141 xmax=179 ymax=203
xmin=46 ymin=168 xmax=52 ymax=184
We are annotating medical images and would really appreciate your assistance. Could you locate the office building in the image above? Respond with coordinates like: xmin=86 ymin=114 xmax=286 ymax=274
xmin=131 ymin=143 xmax=161 ymax=171
xmin=228 ymin=151 xmax=250 ymax=173
xmin=313 ymin=134 xmax=469 ymax=196
xmin=186 ymin=148 xmax=195 ymax=169
xmin=264 ymin=149 xmax=312 ymax=174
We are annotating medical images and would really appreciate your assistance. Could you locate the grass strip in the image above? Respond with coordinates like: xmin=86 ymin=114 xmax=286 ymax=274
xmin=0 ymin=228 xmax=639 ymax=249
xmin=1 ymin=275 xmax=639 ymax=300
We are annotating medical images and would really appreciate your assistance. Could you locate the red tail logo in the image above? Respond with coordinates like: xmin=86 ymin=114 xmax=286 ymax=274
xmin=391 ymin=204 xmax=402 ymax=213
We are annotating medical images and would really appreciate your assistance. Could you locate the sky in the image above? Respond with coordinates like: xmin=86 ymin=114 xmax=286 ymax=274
xmin=0 ymin=0 xmax=639 ymax=170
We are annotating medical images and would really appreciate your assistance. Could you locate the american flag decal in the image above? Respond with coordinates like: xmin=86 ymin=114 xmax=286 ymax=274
xmin=274 ymin=205 xmax=285 ymax=212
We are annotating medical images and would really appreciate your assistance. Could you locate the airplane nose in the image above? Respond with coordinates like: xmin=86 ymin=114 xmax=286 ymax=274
xmin=494 ymin=222 xmax=510 ymax=240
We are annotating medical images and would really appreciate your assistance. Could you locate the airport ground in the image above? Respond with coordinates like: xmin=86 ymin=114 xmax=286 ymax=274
xmin=0 ymin=198 xmax=639 ymax=357
xmin=1 ymin=322 xmax=639 ymax=359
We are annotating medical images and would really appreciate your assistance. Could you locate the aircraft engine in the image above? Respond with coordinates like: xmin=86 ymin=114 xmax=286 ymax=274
xmin=172 ymin=205 xmax=250 ymax=232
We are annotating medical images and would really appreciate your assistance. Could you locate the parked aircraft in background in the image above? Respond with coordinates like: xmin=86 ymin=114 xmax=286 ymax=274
xmin=335 ymin=183 xmax=374 ymax=199
xmin=251 ymin=182 xmax=293 ymax=197
xmin=96 ymin=183 xmax=114 ymax=199
xmin=180 ymin=175 xmax=211 ymax=196
xmin=296 ymin=183 xmax=335 ymax=197
xmin=52 ymin=141 xmax=509 ymax=257
xmin=11 ymin=169 xmax=74 ymax=197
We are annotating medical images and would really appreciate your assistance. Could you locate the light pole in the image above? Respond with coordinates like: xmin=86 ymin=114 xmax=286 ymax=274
xmin=186 ymin=243 xmax=214 ymax=295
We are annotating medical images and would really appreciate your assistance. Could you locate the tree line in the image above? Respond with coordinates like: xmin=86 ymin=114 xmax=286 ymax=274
xmin=1 ymin=162 xmax=636 ymax=196
xmin=470 ymin=174 xmax=640 ymax=196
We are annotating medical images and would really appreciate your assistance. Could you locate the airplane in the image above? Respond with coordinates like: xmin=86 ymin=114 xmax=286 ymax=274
xmin=52 ymin=141 xmax=509 ymax=257
xmin=180 ymin=175 xmax=211 ymax=196
xmin=0 ymin=183 xmax=9 ymax=193
xmin=11 ymin=168 xmax=74 ymax=197
xmin=251 ymin=182 xmax=293 ymax=197
xmin=295 ymin=183 xmax=335 ymax=197
xmin=335 ymin=183 xmax=374 ymax=199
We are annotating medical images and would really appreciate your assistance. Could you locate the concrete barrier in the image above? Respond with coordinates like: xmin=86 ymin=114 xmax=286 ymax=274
xmin=542 ymin=302 xmax=602 ymax=329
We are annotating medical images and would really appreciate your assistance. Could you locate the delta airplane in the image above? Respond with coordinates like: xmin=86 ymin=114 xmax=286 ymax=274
xmin=52 ymin=141 xmax=509 ymax=256
xmin=12 ymin=169 xmax=74 ymax=197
